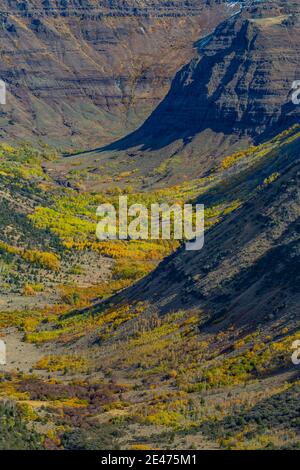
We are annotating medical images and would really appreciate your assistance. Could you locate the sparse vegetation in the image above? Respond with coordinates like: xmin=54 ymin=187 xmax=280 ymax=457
xmin=0 ymin=128 xmax=299 ymax=450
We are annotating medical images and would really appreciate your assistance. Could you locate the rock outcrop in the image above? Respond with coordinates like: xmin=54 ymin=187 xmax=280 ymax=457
xmin=0 ymin=0 xmax=231 ymax=149
xmin=103 ymin=1 xmax=300 ymax=166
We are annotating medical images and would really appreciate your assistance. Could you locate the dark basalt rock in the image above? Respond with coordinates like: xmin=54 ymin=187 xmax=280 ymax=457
xmin=103 ymin=1 xmax=300 ymax=163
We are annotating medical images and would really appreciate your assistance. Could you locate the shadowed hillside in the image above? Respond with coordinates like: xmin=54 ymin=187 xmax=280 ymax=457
xmin=92 ymin=0 xmax=300 ymax=172
xmin=0 ymin=0 xmax=231 ymax=149
xmin=121 ymin=129 xmax=300 ymax=331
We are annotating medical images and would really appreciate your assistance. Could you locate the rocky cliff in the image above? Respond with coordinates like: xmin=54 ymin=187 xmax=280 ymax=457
xmin=0 ymin=0 xmax=231 ymax=149
xmin=102 ymin=0 xmax=300 ymax=171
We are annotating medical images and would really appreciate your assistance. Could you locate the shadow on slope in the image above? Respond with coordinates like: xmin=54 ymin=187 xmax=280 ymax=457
xmin=116 ymin=137 xmax=300 ymax=330
xmin=88 ymin=3 xmax=300 ymax=160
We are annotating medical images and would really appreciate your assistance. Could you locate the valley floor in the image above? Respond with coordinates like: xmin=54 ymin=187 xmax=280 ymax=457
xmin=0 ymin=128 xmax=299 ymax=450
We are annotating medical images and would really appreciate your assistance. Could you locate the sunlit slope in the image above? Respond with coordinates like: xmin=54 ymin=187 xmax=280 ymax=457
xmin=66 ymin=0 xmax=300 ymax=186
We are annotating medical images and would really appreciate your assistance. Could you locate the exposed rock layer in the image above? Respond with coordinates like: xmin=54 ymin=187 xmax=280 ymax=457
xmin=0 ymin=0 xmax=231 ymax=149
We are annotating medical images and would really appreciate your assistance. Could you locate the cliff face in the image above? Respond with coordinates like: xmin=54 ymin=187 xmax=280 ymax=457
xmin=0 ymin=0 xmax=231 ymax=149
xmin=103 ymin=1 xmax=300 ymax=167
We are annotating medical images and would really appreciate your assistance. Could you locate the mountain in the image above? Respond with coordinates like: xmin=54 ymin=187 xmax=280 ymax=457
xmin=85 ymin=0 xmax=300 ymax=184
xmin=0 ymin=0 xmax=299 ymax=452
xmin=125 ymin=129 xmax=300 ymax=331
xmin=52 ymin=125 xmax=299 ymax=450
xmin=0 ymin=0 xmax=232 ymax=150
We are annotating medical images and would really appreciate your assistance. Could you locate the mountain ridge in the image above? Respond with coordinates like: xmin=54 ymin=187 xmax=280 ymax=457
xmin=98 ymin=125 xmax=300 ymax=332
xmin=77 ymin=0 xmax=300 ymax=185
xmin=0 ymin=0 xmax=232 ymax=149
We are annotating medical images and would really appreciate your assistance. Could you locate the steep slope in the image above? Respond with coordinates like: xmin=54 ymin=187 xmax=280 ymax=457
xmin=0 ymin=143 xmax=115 ymax=313
xmin=46 ymin=127 xmax=300 ymax=371
xmin=82 ymin=0 xmax=300 ymax=183
xmin=1 ymin=124 xmax=299 ymax=452
xmin=0 ymin=0 xmax=232 ymax=149
xmin=39 ymin=128 xmax=299 ymax=450
xmin=124 ymin=133 xmax=300 ymax=331
xmin=0 ymin=2 xmax=299 ymax=452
